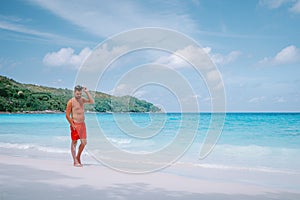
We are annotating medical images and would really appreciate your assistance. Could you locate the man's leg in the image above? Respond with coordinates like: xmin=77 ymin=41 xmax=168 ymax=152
xmin=76 ymin=139 xmax=87 ymax=165
xmin=71 ymin=140 xmax=81 ymax=166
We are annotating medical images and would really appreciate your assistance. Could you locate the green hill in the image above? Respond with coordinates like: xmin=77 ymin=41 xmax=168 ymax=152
xmin=0 ymin=75 xmax=161 ymax=113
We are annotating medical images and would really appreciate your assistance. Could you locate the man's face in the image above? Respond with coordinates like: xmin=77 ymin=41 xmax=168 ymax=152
xmin=74 ymin=90 xmax=82 ymax=99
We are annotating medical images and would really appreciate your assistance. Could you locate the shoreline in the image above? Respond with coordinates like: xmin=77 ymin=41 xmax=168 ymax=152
xmin=1 ymin=111 xmax=300 ymax=114
xmin=0 ymin=110 xmax=64 ymax=114
xmin=0 ymin=110 xmax=164 ymax=114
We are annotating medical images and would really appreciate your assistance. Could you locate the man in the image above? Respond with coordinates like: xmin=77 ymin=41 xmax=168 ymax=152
xmin=66 ymin=85 xmax=94 ymax=167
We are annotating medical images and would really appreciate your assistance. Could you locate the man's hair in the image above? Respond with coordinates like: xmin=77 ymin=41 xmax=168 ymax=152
xmin=74 ymin=85 xmax=83 ymax=92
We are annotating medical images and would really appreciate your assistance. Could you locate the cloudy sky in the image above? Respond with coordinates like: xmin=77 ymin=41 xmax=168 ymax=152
xmin=0 ymin=0 xmax=299 ymax=112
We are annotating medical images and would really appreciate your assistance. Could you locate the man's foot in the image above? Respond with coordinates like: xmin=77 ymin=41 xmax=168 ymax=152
xmin=73 ymin=159 xmax=82 ymax=167
xmin=73 ymin=163 xmax=83 ymax=167
xmin=76 ymin=156 xmax=82 ymax=165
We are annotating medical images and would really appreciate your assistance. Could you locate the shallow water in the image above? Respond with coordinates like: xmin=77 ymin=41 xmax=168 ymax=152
xmin=1 ymin=112 xmax=300 ymax=189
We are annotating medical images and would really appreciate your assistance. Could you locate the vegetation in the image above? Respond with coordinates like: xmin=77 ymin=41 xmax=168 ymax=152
xmin=0 ymin=75 xmax=161 ymax=113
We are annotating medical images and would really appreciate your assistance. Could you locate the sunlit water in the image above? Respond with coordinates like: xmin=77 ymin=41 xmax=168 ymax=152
xmin=1 ymin=113 xmax=300 ymax=190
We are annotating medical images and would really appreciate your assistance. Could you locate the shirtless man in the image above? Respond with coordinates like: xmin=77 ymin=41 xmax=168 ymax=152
xmin=66 ymin=85 xmax=94 ymax=167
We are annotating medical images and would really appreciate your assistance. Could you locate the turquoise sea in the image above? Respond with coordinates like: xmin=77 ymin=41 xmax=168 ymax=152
xmin=1 ymin=113 xmax=300 ymax=190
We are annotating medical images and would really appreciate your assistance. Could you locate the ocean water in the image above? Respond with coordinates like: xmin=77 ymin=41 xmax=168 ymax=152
xmin=1 ymin=113 xmax=300 ymax=189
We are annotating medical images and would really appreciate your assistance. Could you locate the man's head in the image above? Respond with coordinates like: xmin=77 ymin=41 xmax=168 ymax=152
xmin=74 ymin=85 xmax=83 ymax=99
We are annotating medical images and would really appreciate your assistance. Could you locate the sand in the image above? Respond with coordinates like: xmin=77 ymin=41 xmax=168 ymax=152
xmin=1 ymin=155 xmax=299 ymax=200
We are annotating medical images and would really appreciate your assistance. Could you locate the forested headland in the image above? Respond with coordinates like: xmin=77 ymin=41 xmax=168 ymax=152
xmin=0 ymin=75 xmax=161 ymax=113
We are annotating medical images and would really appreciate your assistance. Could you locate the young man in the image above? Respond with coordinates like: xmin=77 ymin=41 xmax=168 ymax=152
xmin=66 ymin=85 xmax=94 ymax=167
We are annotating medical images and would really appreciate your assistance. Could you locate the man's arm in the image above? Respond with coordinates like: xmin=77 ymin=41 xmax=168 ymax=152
xmin=82 ymin=87 xmax=94 ymax=104
xmin=66 ymin=99 xmax=75 ymax=129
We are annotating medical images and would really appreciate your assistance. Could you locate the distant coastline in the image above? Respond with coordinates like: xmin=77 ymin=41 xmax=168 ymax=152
xmin=0 ymin=110 xmax=63 ymax=114
xmin=0 ymin=110 xmax=165 ymax=114
xmin=0 ymin=75 xmax=161 ymax=113
xmin=1 ymin=111 xmax=299 ymax=114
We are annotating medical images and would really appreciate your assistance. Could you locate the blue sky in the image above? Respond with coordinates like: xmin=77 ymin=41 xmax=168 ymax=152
xmin=0 ymin=0 xmax=299 ymax=112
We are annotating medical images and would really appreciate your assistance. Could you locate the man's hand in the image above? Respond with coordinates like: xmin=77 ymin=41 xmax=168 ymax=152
xmin=83 ymin=86 xmax=88 ymax=93
xmin=72 ymin=123 xmax=76 ymax=130
xmin=82 ymin=86 xmax=94 ymax=104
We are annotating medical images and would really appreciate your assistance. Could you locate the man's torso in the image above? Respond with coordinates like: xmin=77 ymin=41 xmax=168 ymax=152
xmin=71 ymin=97 xmax=85 ymax=123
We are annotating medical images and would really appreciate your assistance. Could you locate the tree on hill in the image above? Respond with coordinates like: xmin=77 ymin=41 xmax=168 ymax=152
xmin=0 ymin=75 xmax=161 ymax=113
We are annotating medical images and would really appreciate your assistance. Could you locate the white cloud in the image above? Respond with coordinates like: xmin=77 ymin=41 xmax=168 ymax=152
xmin=81 ymin=44 xmax=129 ymax=71
xmin=156 ymin=45 xmax=240 ymax=69
xmin=211 ymin=51 xmax=241 ymax=65
xmin=259 ymin=0 xmax=291 ymax=9
xmin=274 ymin=96 xmax=286 ymax=103
xmin=248 ymin=96 xmax=266 ymax=103
xmin=27 ymin=0 xmax=198 ymax=37
xmin=259 ymin=45 xmax=300 ymax=65
xmin=110 ymin=84 xmax=126 ymax=96
xmin=0 ymin=57 xmax=20 ymax=69
xmin=206 ymin=70 xmax=220 ymax=82
xmin=132 ymin=90 xmax=148 ymax=99
xmin=43 ymin=47 xmax=92 ymax=69
xmin=156 ymin=54 xmax=185 ymax=69
xmin=290 ymin=0 xmax=300 ymax=13
xmin=274 ymin=45 xmax=300 ymax=63
xmin=0 ymin=20 xmax=56 ymax=38
xmin=259 ymin=0 xmax=300 ymax=13
xmin=0 ymin=14 xmax=30 ymax=23
xmin=0 ymin=17 xmax=90 ymax=45
xmin=155 ymin=46 xmax=213 ymax=69
xmin=181 ymin=95 xmax=198 ymax=105
xmin=109 ymin=83 xmax=133 ymax=97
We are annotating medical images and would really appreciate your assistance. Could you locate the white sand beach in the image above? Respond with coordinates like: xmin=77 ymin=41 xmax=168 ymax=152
xmin=1 ymin=154 xmax=299 ymax=200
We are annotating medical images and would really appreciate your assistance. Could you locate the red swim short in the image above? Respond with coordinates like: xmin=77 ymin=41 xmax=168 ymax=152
xmin=70 ymin=121 xmax=87 ymax=141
